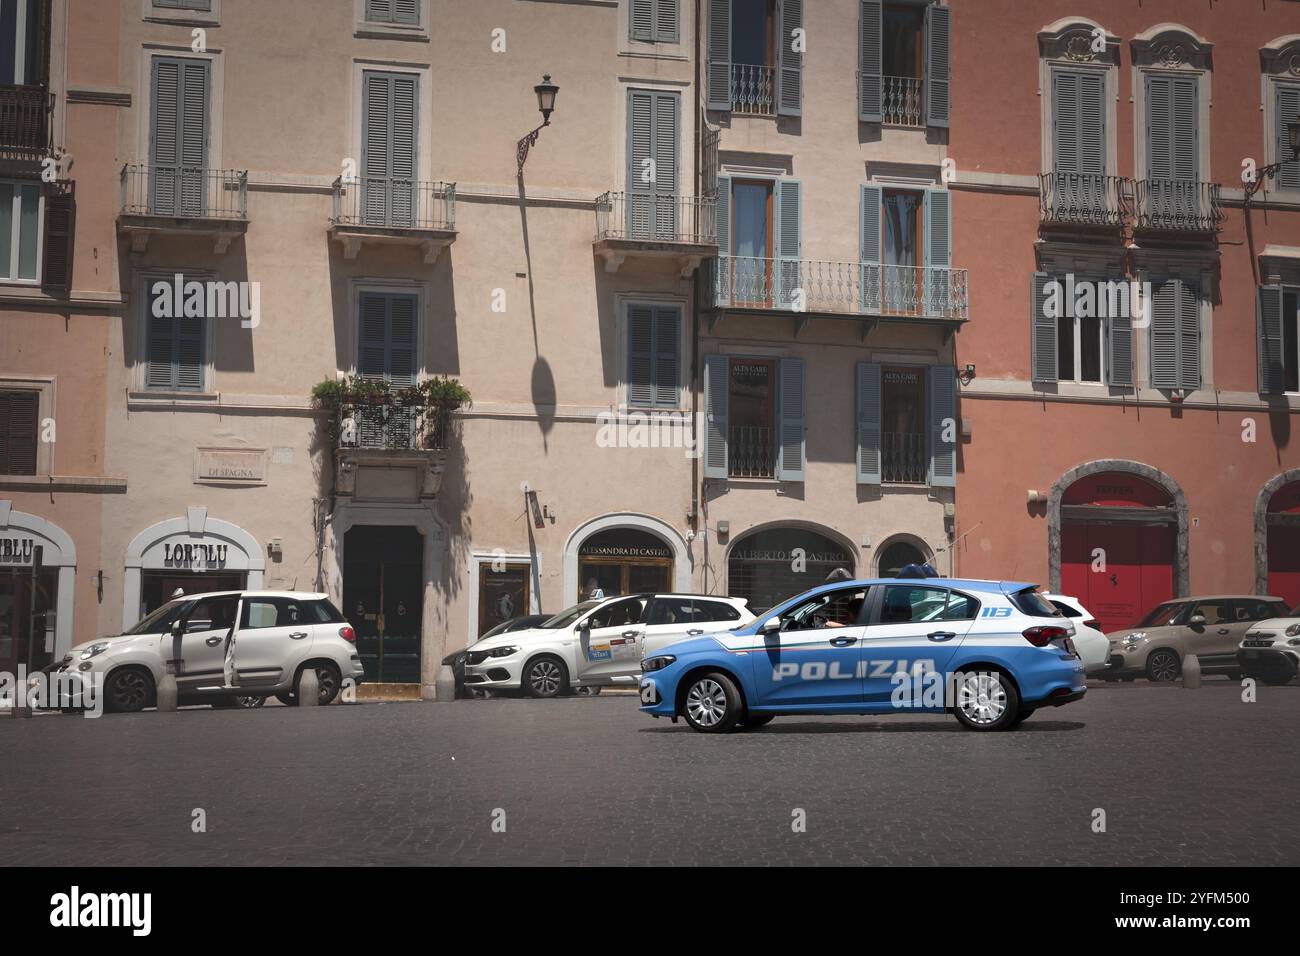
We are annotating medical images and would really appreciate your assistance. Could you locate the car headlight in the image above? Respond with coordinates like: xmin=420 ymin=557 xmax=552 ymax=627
xmin=641 ymin=655 xmax=676 ymax=672
xmin=1288 ymin=638 xmax=1300 ymax=647
xmin=487 ymin=646 xmax=518 ymax=658
xmin=1285 ymin=624 xmax=1300 ymax=638
xmin=78 ymin=642 xmax=111 ymax=661
xmin=1122 ymin=632 xmax=1145 ymax=646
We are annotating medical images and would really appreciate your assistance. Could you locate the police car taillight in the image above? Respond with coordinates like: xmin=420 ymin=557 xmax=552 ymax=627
xmin=339 ymin=625 xmax=356 ymax=643
xmin=1022 ymin=625 xmax=1070 ymax=647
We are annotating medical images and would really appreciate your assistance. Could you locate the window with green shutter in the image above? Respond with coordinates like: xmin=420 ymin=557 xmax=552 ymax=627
xmin=357 ymin=291 xmax=418 ymax=384
xmin=1258 ymin=284 xmax=1300 ymax=395
xmin=630 ymin=0 xmax=679 ymax=44
xmin=626 ymin=304 xmax=681 ymax=409
xmin=153 ymin=0 xmax=213 ymax=11
xmin=626 ymin=89 xmax=679 ymax=240
xmin=365 ymin=0 xmax=420 ymax=26
xmin=1049 ymin=68 xmax=1107 ymax=219
xmin=150 ymin=56 xmax=209 ymax=217
xmin=0 ymin=389 xmax=39 ymax=476
xmin=0 ymin=179 xmax=41 ymax=281
xmin=362 ymin=71 xmax=419 ymax=228
xmin=1276 ymin=84 xmax=1300 ymax=192
xmin=145 ymin=281 xmax=206 ymax=392
xmin=1149 ymin=276 xmax=1201 ymax=390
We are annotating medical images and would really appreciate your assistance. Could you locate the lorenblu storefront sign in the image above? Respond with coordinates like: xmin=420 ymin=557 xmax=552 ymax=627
xmin=0 ymin=535 xmax=38 ymax=565
xmin=162 ymin=542 xmax=230 ymax=569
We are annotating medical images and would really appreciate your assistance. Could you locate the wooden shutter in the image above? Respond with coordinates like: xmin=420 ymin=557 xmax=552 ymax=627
xmin=150 ymin=59 xmax=180 ymax=214
xmin=861 ymin=184 xmax=882 ymax=312
xmin=856 ymin=362 xmax=881 ymax=485
xmin=358 ymin=292 xmax=390 ymax=379
xmin=178 ymin=59 xmax=209 ymax=215
xmin=703 ymin=355 xmax=728 ymax=479
xmin=1053 ymin=69 xmax=1105 ymax=176
xmin=923 ymin=188 xmax=951 ymax=317
xmin=41 ymin=179 xmax=74 ymax=293
xmin=388 ymin=294 xmax=418 ymax=385
xmin=362 ymin=72 xmax=418 ymax=226
xmin=1031 ymin=272 xmax=1058 ymax=383
xmin=0 ymin=391 xmax=39 ymax=476
xmin=1150 ymin=277 xmax=1180 ymax=389
xmin=706 ymin=0 xmax=731 ymax=112
xmin=654 ymin=306 xmax=680 ymax=408
xmin=175 ymin=317 xmax=204 ymax=390
xmin=924 ymin=2 xmax=951 ymax=128
xmin=927 ymin=365 xmax=956 ymax=488
xmin=1177 ymin=279 xmax=1201 ymax=389
xmin=775 ymin=179 xmax=801 ymax=308
xmin=393 ymin=0 xmax=420 ymax=25
xmin=714 ymin=174 xmax=731 ymax=306
xmin=1257 ymin=285 xmax=1286 ymax=395
xmin=366 ymin=0 xmax=394 ymax=21
xmin=627 ymin=90 xmax=679 ymax=239
xmin=1276 ymin=85 xmax=1300 ymax=191
xmin=776 ymin=357 xmax=804 ymax=481
xmin=626 ymin=304 xmax=655 ymax=407
xmin=859 ymin=1 xmax=883 ymax=122
xmin=776 ymin=0 xmax=803 ymax=117
xmin=655 ymin=0 xmax=679 ymax=43
xmin=631 ymin=0 xmax=654 ymax=41
xmin=150 ymin=57 xmax=209 ymax=216
xmin=390 ymin=75 xmax=418 ymax=226
xmin=1106 ymin=279 xmax=1134 ymax=388
xmin=146 ymin=283 xmax=177 ymax=389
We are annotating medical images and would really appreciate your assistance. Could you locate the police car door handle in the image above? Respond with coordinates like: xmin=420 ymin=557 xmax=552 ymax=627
xmin=621 ymin=630 xmax=640 ymax=639
xmin=828 ymin=635 xmax=858 ymax=647
xmin=686 ymin=628 xmax=704 ymax=636
xmin=927 ymin=631 xmax=957 ymax=642
xmin=204 ymin=636 xmax=223 ymax=647
xmin=290 ymin=631 xmax=309 ymax=640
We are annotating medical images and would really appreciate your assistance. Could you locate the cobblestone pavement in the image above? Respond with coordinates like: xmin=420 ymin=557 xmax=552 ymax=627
xmin=1 ymin=680 xmax=1296 ymax=866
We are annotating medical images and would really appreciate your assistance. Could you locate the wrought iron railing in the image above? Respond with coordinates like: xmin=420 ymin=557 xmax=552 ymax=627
xmin=731 ymin=63 xmax=775 ymax=116
xmin=332 ymin=177 xmax=455 ymax=230
xmin=1039 ymin=172 xmax=1129 ymax=227
xmin=0 ymin=84 xmax=51 ymax=153
xmin=120 ymin=164 xmax=248 ymax=219
xmin=595 ymin=191 xmax=717 ymax=244
xmin=882 ymin=431 xmax=927 ymax=484
xmin=1134 ymin=179 xmax=1222 ymax=232
xmin=883 ymin=76 xmax=924 ymax=127
xmin=714 ymin=255 xmax=969 ymax=321
xmin=339 ymin=400 xmax=452 ymax=452
xmin=729 ymin=425 xmax=775 ymax=478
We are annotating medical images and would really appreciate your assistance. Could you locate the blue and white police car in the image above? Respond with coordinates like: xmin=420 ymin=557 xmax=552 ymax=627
xmin=638 ymin=576 xmax=1087 ymax=733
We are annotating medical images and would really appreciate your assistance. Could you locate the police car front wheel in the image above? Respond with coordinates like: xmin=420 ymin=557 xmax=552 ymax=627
xmin=682 ymin=672 xmax=743 ymax=733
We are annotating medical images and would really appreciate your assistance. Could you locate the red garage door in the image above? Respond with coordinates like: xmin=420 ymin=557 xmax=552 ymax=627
xmin=1059 ymin=473 xmax=1177 ymax=634
xmin=1266 ymin=481 xmax=1300 ymax=609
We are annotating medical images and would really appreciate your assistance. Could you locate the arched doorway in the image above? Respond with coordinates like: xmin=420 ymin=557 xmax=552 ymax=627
xmin=876 ymin=536 xmax=931 ymax=577
xmin=577 ymin=527 xmax=674 ymax=600
xmin=0 ymin=502 xmax=76 ymax=669
xmin=727 ymin=525 xmax=855 ymax=613
xmin=1259 ymin=476 xmax=1300 ymax=608
xmin=1056 ymin=468 xmax=1179 ymax=633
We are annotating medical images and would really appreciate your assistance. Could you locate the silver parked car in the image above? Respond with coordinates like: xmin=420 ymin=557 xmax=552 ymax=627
xmin=45 ymin=591 xmax=364 ymax=712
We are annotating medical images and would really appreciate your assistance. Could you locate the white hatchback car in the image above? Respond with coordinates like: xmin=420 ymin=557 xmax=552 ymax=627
xmin=1044 ymin=593 xmax=1109 ymax=674
xmin=46 ymin=591 xmax=364 ymax=712
xmin=462 ymin=593 xmax=755 ymax=697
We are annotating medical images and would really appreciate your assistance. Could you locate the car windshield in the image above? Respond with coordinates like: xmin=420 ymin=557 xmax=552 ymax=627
xmin=1138 ymin=602 xmax=1185 ymax=628
xmin=537 ymin=601 xmax=599 ymax=629
xmin=125 ymin=599 xmax=191 ymax=635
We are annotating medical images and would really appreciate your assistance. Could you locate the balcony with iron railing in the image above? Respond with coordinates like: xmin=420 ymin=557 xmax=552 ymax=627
xmin=882 ymin=76 xmax=924 ymax=127
xmin=882 ymin=431 xmax=927 ymax=484
xmin=711 ymin=255 xmax=969 ymax=324
xmin=1039 ymin=173 xmax=1130 ymax=229
xmin=330 ymin=177 xmax=457 ymax=263
xmin=728 ymin=425 xmax=776 ymax=479
xmin=118 ymin=163 xmax=249 ymax=253
xmin=332 ymin=398 xmax=457 ymax=500
xmin=730 ymin=63 xmax=776 ymax=116
xmin=593 ymin=190 xmax=717 ymax=274
xmin=0 ymin=84 xmax=52 ymax=155
xmin=1134 ymin=179 xmax=1222 ymax=234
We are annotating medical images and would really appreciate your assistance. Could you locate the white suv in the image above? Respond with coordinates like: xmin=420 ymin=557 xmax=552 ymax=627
xmin=48 ymin=591 xmax=364 ymax=712
xmin=462 ymin=593 xmax=755 ymax=698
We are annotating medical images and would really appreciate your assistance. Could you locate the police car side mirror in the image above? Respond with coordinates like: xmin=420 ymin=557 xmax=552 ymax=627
xmin=760 ymin=616 xmax=781 ymax=635
xmin=1189 ymin=614 xmax=1206 ymax=627
xmin=170 ymin=619 xmax=184 ymax=639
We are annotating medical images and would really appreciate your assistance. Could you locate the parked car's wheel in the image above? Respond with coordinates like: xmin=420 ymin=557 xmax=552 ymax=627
xmin=235 ymin=695 xmax=266 ymax=708
xmin=523 ymin=656 xmax=568 ymax=699
xmin=738 ymin=713 xmax=775 ymax=729
xmin=681 ymin=672 xmax=743 ymax=733
xmin=281 ymin=663 xmax=342 ymax=706
xmin=105 ymin=667 xmax=154 ymax=714
xmin=952 ymin=669 xmax=1021 ymax=731
xmin=1145 ymin=649 xmax=1181 ymax=682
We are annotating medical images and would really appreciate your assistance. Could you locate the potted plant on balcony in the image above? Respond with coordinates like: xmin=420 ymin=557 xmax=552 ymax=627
xmin=312 ymin=375 xmax=471 ymax=451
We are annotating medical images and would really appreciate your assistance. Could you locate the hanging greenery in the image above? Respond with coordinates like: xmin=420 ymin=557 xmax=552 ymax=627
xmin=312 ymin=375 xmax=471 ymax=450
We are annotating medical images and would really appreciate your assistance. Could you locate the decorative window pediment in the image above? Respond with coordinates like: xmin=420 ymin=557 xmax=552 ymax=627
xmin=1038 ymin=18 xmax=1120 ymax=68
xmin=1261 ymin=35 xmax=1300 ymax=79
xmin=1132 ymin=26 xmax=1213 ymax=72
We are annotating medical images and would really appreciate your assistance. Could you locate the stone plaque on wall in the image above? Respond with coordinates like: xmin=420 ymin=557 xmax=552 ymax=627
xmin=194 ymin=447 xmax=268 ymax=485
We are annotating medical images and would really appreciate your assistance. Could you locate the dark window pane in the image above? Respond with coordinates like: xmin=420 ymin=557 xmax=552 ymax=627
xmin=882 ymin=3 xmax=923 ymax=79
xmin=731 ymin=0 xmax=769 ymax=66
xmin=1079 ymin=316 xmax=1103 ymax=382
xmin=1286 ymin=291 xmax=1299 ymax=393
xmin=1057 ymin=315 xmax=1075 ymax=380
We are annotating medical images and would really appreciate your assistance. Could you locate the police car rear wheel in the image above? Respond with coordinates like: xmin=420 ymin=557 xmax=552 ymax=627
xmin=682 ymin=672 xmax=742 ymax=733
xmin=952 ymin=670 xmax=1020 ymax=731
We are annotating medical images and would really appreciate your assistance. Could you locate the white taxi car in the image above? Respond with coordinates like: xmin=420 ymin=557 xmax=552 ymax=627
xmin=462 ymin=593 xmax=754 ymax=697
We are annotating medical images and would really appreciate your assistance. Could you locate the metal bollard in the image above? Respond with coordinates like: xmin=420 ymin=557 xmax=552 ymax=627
xmin=298 ymin=667 xmax=319 ymax=707
xmin=1182 ymin=653 xmax=1201 ymax=689
xmin=156 ymin=670 xmax=179 ymax=712
xmin=435 ymin=664 xmax=456 ymax=702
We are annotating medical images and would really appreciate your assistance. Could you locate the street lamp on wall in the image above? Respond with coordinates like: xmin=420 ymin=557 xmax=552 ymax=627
xmin=516 ymin=74 xmax=559 ymax=176
xmin=1245 ymin=120 xmax=1300 ymax=202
